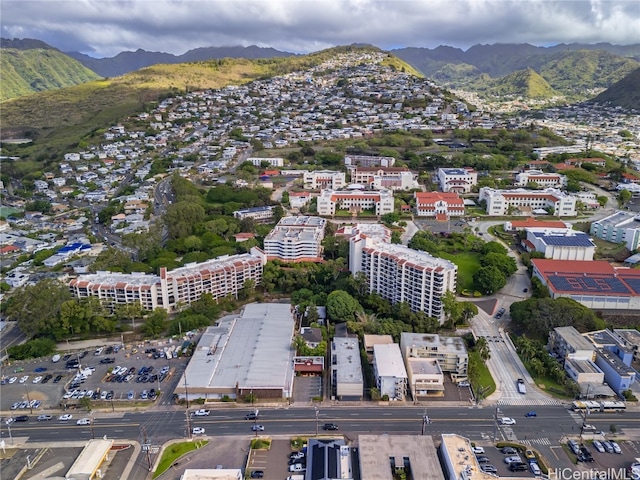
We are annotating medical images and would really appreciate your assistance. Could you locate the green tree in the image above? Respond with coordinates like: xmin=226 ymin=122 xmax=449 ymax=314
xmin=618 ymin=189 xmax=632 ymax=207
xmin=3 ymin=278 xmax=72 ymax=337
xmin=142 ymin=309 xmax=168 ymax=337
xmin=326 ymin=290 xmax=363 ymax=323
xmin=473 ymin=266 xmax=507 ymax=294
xmin=442 ymin=291 xmax=462 ymax=327
xmin=481 ymin=252 xmax=517 ymax=277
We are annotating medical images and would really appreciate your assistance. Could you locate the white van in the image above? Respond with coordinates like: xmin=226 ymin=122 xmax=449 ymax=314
xmin=530 ymin=462 xmax=542 ymax=476
xmin=52 ymin=354 xmax=61 ymax=363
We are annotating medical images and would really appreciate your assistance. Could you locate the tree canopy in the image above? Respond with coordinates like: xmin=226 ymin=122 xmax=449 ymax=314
xmin=326 ymin=290 xmax=363 ymax=323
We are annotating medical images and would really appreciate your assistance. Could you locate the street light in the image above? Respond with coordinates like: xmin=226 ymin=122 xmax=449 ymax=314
xmin=315 ymin=407 xmax=319 ymax=437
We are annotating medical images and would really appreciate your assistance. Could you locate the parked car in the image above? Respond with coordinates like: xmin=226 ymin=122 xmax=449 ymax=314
xmin=37 ymin=415 xmax=52 ymax=421
xmin=8 ymin=377 xmax=17 ymax=384
xmin=19 ymin=375 xmax=29 ymax=383
xmin=77 ymin=418 xmax=91 ymax=425
xmin=602 ymin=441 xmax=615 ymax=453
xmin=592 ymin=440 xmax=605 ymax=453
xmin=42 ymin=374 xmax=53 ymax=383
xmin=192 ymin=427 xmax=205 ymax=435
xmin=289 ymin=463 xmax=306 ymax=473
xmin=476 ymin=456 xmax=491 ymax=463
xmin=568 ymin=440 xmax=581 ymax=456
xmin=481 ymin=465 xmax=498 ymax=474
xmin=504 ymin=456 xmax=523 ymax=464
xmin=472 ymin=446 xmax=485 ymax=454
xmin=250 ymin=471 xmax=264 ymax=479
xmin=610 ymin=441 xmax=622 ymax=454
xmin=58 ymin=414 xmax=73 ymax=421
xmin=251 ymin=424 xmax=265 ymax=431
xmin=322 ymin=423 xmax=339 ymax=431
xmin=34 ymin=367 xmax=47 ymax=373
xmin=10 ymin=402 xmax=20 ymax=410
xmin=500 ymin=417 xmax=516 ymax=425
xmin=53 ymin=375 xmax=63 ymax=383
xmin=127 ymin=391 xmax=134 ymax=400
xmin=509 ymin=462 xmax=529 ymax=472
xmin=290 ymin=451 xmax=306 ymax=460
xmin=193 ymin=409 xmax=210 ymax=416
xmin=530 ymin=462 xmax=542 ymax=475
xmin=458 ymin=381 xmax=471 ymax=387
xmin=524 ymin=449 xmax=536 ymax=460
xmin=501 ymin=447 xmax=518 ymax=455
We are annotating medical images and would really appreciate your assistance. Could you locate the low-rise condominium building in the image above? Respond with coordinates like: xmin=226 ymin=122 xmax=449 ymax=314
xmin=263 ymin=215 xmax=326 ymax=262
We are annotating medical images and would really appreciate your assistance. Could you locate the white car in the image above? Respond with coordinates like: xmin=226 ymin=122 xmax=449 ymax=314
xmin=592 ymin=440 xmax=605 ymax=453
xmin=472 ymin=446 xmax=485 ymax=454
xmin=19 ymin=375 xmax=29 ymax=383
xmin=193 ymin=409 xmax=210 ymax=416
xmin=251 ymin=424 xmax=265 ymax=431
xmin=610 ymin=441 xmax=622 ymax=454
xmin=37 ymin=415 xmax=52 ymax=421
xmin=77 ymin=418 xmax=91 ymax=425
xmin=59 ymin=414 xmax=73 ymax=421
xmin=33 ymin=376 xmax=43 ymax=383
xmin=192 ymin=427 xmax=205 ymax=435
xmin=8 ymin=377 xmax=17 ymax=384
xmin=500 ymin=417 xmax=516 ymax=425
xmin=504 ymin=456 xmax=523 ymax=464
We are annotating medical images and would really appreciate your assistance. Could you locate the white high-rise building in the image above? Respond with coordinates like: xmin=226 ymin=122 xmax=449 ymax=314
xmin=349 ymin=234 xmax=457 ymax=322
xmin=263 ymin=216 xmax=326 ymax=262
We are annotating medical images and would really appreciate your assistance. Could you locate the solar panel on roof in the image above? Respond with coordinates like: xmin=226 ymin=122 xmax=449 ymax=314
xmin=548 ymin=275 xmax=631 ymax=294
xmin=622 ymin=277 xmax=640 ymax=294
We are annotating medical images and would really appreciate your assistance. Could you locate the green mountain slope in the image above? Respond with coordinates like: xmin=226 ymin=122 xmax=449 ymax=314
xmin=474 ymin=68 xmax=557 ymax=99
xmin=1 ymin=48 xmax=101 ymax=101
xmin=592 ymin=67 xmax=640 ymax=110
xmin=540 ymin=50 xmax=639 ymax=95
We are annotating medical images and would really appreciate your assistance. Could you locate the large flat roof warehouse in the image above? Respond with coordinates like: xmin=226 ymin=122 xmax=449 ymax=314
xmin=175 ymin=303 xmax=296 ymax=400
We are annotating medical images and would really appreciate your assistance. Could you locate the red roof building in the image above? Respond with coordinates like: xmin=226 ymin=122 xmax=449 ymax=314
xmin=414 ymin=192 xmax=465 ymax=219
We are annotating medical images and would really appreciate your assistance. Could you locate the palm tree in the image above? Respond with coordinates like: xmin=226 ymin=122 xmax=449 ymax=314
xmin=476 ymin=336 xmax=491 ymax=361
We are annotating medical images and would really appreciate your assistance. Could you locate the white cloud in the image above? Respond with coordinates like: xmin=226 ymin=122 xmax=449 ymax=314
xmin=1 ymin=0 xmax=638 ymax=57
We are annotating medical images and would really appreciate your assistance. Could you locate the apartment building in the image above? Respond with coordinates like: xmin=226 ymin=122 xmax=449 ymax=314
xmin=263 ymin=215 xmax=326 ymax=262
xmin=350 ymin=234 xmax=457 ymax=321
xmin=437 ymin=168 xmax=478 ymax=193
xmin=548 ymin=326 xmax=595 ymax=361
xmin=400 ymin=333 xmax=468 ymax=382
xmin=247 ymin=157 xmax=284 ymax=167
xmin=69 ymin=248 xmax=266 ymax=312
xmin=317 ymin=189 xmax=394 ymax=216
xmin=479 ymin=187 xmax=577 ymax=216
xmin=590 ymin=211 xmax=640 ymax=251
xmin=515 ymin=170 xmax=567 ymax=188
xmin=373 ymin=343 xmax=408 ymax=400
xmin=344 ymin=154 xmax=395 ymax=168
xmin=414 ymin=192 xmax=465 ymax=218
xmin=350 ymin=167 xmax=419 ymax=191
xmin=303 ymin=170 xmax=346 ymax=190
xmin=330 ymin=337 xmax=364 ymax=400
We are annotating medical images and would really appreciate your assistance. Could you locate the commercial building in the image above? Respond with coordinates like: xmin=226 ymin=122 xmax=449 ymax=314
xmin=548 ymin=326 xmax=596 ymax=361
xmin=69 ymin=249 xmax=266 ymax=312
xmin=180 ymin=470 xmax=242 ymax=480
xmin=263 ymin=215 xmax=326 ymax=262
xmin=65 ymin=438 xmax=114 ymax=480
xmin=504 ymin=218 xmax=570 ymax=232
xmin=400 ymin=333 xmax=468 ymax=382
xmin=350 ymin=234 xmax=457 ymax=321
xmin=232 ymin=206 xmax=276 ymax=223
xmin=522 ymin=230 xmax=595 ymax=261
xmin=414 ymin=192 xmax=465 ymax=219
xmin=531 ymin=258 xmax=640 ymax=310
xmin=330 ymin=336 xmax=364 ymax=400
xmin=306 ymin=438 xmax=355 ymax=480
xmin=303 ymin=170 xmax=346 ymax=190
xmin=437 ymin=168 xmax=478 ymax=193
xmin=479 ymin=187 xmax=577 ymax=216
xmin=613 ymin=329 xmax=640 ymax=363
xmin=594 ymin=349 xmax=636 ymax=395
xmin=440 ymin=434 xmax=497 ymax=480
xmin=373 ymin=343 xmax=408 ymax=400
xmin=350 ymin=166 xmax=419 ymax=191
xmin=173 ymin=303 xmax=296 ymax=401
xmin=590 ymin=211 xmax=640 ymax=251
xmin=515 ymin=170 xmax=567 ymax=188
xmin=317 ymin=189 xmax=394 ymax=216
xmin=359 ymin=435 xmax=444 ymax=480
xmin=405 ymin=357 xmax=444 ymax=399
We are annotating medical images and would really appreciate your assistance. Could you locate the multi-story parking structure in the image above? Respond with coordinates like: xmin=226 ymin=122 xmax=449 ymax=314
xmin=69 ymin=248 xmax=266 ymax=312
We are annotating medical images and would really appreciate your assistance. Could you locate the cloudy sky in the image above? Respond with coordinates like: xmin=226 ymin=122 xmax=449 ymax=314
xmin=2 ymin=0 xmax=639 ymax=58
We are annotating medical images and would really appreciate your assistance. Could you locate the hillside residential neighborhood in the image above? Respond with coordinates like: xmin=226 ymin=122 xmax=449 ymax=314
xmin=1 ymin=48 xmax=640 ymax=480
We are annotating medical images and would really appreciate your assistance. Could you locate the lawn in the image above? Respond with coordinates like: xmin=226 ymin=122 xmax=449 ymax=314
xmin=153 ymin=440 xmax=209 ymax=478
xmin=521 ymin=361 xmax=574 ymax=399
xmin=468 ymin=350 xmax=496 ymax=399
xmin=439 ymin=251 xmax=482 ymax=292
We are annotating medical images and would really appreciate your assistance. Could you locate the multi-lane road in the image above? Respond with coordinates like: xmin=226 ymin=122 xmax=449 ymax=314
xmin=3 ymin=405 xmax=638 ymax=446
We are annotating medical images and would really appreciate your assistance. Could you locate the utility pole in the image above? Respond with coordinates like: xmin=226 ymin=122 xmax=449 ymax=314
xmin=141 ymin=426 xmax=152 ymax=470
xmin=315 ymin=406 xmax=319 ymax=437
xmin=184 ymin=374 xmax=190 ymax=409
xmin=185 ymin=409 xmax=192 ymax=440
xmin=90 ymin=413 xmax=95 ymax=440
xmin=494 ymin=406 xmax=500 ymax=442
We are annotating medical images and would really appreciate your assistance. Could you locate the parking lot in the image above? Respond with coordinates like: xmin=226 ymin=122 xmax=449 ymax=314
xmin=0 ymin=338 xmax=195 ymax=414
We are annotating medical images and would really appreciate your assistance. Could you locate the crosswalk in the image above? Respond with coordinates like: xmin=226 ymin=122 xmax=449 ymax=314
xmin=497 ymin=397 xmax=565 ymax=406
xmin=521 ymin=437 xmax=553 ymax=446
